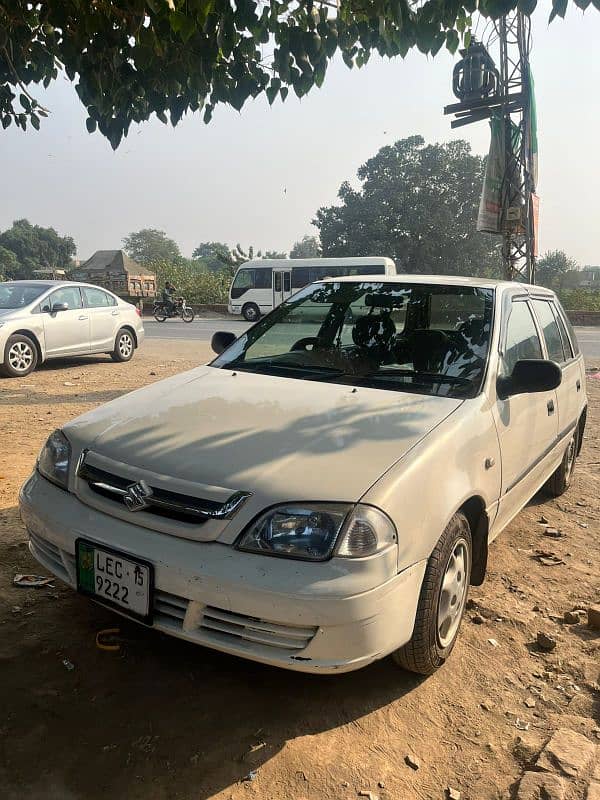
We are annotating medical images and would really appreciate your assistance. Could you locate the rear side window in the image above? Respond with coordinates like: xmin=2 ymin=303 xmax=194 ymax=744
xmin=504 ymin=301 xmax=542 ymax=373
xmin=555 ymin=301 xmax=580 ymax=356
xmin=83 ymin=287 xmax=116 ymax=307
xmin=531 ymin=299 xmax=566 ymax=363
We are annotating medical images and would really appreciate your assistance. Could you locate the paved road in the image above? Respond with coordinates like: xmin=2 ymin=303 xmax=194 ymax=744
xmin=144 ymin=319 xmax=600 ymax=363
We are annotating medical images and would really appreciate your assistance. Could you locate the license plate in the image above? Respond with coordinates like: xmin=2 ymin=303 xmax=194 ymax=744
xmin=76 ymin=539 xmax=153 ymax=622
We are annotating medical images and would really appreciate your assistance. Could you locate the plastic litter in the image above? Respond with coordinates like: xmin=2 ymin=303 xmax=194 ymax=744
xmin=62 ymin=659 xmax=75 ymax=671
xmin=95 ymin=628 xmax=122 ymax=652
xmin=13 ymin=574 xmax=54 ymax=588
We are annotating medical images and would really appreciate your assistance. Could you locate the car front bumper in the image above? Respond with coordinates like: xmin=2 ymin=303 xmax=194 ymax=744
xmin=19 ymin=472 xmax=426 ymax=674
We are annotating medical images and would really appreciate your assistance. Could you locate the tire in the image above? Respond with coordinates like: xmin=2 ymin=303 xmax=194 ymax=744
xmin=0 ymin=333 xmax=38 ymax=378
xmin=545 ymin=428 xmax=578 ymax=498
xmin=182 ymin=307 xmax=195 ymax=323
xmin=393 ymin=512 xmax=472 ymax=675
xmin=242 ymin=303 xmax=260 ymax=322
xmin=111 ymin=328 xmax=135 ymax=363
xmin=153 ymin=309 xmax=167 ymax=322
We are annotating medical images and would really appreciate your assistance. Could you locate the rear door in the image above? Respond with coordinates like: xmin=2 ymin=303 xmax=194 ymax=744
xmin=42 ymin=286 xmax=90 ymax=357
xmin=83 ymin=287 xmax=120 ymax=351
xmin=492 ymin=298 xmax=558 ymax=530
xmin=530 ymin=298 xmax=581 ymax=440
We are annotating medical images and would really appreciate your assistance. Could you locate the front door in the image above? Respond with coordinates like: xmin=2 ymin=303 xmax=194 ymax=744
xmin=273 ymin=270 xmax=292 ymax=308
xmin=492 ymin=298 xmax=558 ymax=532
xmin=42 ymin=286 xmax=91 ymax=357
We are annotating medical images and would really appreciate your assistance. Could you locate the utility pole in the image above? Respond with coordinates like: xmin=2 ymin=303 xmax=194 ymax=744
xmin=444 ymin=12 xmax=537 ymax=284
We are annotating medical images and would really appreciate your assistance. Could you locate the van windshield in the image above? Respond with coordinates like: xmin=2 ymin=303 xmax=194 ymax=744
xmin=214 ymin=281 xmax=495 ymax=398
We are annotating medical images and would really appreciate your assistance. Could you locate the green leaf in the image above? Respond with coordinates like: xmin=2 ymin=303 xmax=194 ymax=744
xmin=573 ymin=0 xmax=591 ymax=8
xmin=1 ymin=115 xmax=11 ymax=130
xmin=517 ymin=0 xmax=538 ymax=12
xmin=464 ymin=30 xmax=472 ymax=48
xmin=203 ymin=104 xmax=214 ymax=123
xmin=31 ymin=113 xmax=40 ymax=131
xmin=279 ymin=86 xmax=289 ymax=101
xmin=446 ymin=29 xmax=460 ymax=54
xmin=86 ymin=117 xmax=97 ymax=133
xmin=19 ymin=93 xmax=31 ymax=112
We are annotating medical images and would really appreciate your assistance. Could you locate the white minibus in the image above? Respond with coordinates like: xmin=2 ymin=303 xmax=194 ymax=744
xmin=228 ymin=257 xmax=396 ymax=320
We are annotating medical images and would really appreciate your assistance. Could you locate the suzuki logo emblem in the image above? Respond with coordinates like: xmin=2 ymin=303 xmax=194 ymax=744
xmin=124 ymin=480 xmax=153 ymax=512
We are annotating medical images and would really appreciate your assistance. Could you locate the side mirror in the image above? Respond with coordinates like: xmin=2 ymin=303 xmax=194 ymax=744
xmin=497 ymin=359 xmax=562 ymax=400
xmin=51 ymin=302 xmax=69 ymax=313
xmin=211 ymin=331 xmax=236 ymax=355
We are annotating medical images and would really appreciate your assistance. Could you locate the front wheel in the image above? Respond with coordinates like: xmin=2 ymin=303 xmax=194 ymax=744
xmin=242 ymin=303 xmax=260 ymax=322
xmin=545 ymin=428 xmax=578 ymax=497
xmin=181 ymin=307 xmax=195 ymax=323
xmin=0 ymin=333 xmax=38 ymax=378
xmin=111 ymin=329 xmax=135 ymax=363
xmin=393 ymin=511 xmax=472 ymax=675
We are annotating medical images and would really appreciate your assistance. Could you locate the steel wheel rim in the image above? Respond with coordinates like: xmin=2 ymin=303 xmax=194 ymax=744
xmin=564 ymin=434 xmax=576 ymax=485
xmin=437 ymin=538 xmax=469 ymax=649
xmin=118 ymin=334 xmax=133 ymax=358
xmin=8 ymin=341 xmax=34 ymax=372
xmin=246 ymin=307 xmax=257 ymax=320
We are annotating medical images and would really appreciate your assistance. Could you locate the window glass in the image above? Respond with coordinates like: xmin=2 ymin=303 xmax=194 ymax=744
xmin=555 ymin=301 xmax=580 ymax=356
xmin=283 ymin=272 xmax=291 ymax=292
xmin=214 ymin=282 xmax=494 ymax=399
xmin=0 ymin=283 xmax=49 ymax=309
xmin=274 ymin=272 xmax=282 ymax=292
xmin=49 ymin=286 xmax=82 ymax=310
xmin=254 ymin=268 xmax=272 ymax=289
xmin=531 ymin=299 xmax=566 ymax=363
xmin=504 ymin=301 xmax=542 ymax=373
xmin=83 ymin=287 xmax=116 ymax=308
xmin=230 ymin=269 xmax=254 ymax=299
xmin=553 ymin=310 xmax=573 ymax=359
xmin=430 ymin=291 xmax=488 ymax=331
xmin=291 ymin=267 xmax=309 ymax=288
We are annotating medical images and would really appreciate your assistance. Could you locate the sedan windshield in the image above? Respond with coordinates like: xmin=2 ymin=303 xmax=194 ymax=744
xmin=0 ymin=283 xmax=50 ymax=309
xmin=213 ymin=281 xmax=495 ymax=398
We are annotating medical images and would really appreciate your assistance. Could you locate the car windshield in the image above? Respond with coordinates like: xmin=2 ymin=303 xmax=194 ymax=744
xmin=0 ymin=283 xmax=49 ymax=309
xmin=213 ymin=281 xmax=495 ymax=398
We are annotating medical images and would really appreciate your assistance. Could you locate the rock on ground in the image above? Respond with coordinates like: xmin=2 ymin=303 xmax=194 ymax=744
xmin=516 ymin=771 xmax=566 ymax=800
xmin=536 ymin=729 xmax=596 ymax=778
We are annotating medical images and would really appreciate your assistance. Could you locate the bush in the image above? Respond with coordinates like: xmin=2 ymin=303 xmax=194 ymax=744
xmin=558 ymin=289 xmax=600 ymax=312
xmin=152 ymin=259 xmax=231 ymax=304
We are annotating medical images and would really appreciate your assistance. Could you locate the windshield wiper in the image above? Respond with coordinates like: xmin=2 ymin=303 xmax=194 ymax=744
xmin=227 ymin=361 xmax=345 ymax=376
xmin=360 ymin=369 xmax=471 ymax=385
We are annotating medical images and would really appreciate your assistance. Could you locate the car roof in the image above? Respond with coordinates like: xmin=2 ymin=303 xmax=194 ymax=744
xmin=317 ymin=273 xmax=554 ymax=295
xmin=3 ymin=279 xmax=121 ymax=293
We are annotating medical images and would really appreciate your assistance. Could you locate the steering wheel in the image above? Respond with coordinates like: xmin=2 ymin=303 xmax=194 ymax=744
xmin=290 ymin=337 xmax=319 ymax=352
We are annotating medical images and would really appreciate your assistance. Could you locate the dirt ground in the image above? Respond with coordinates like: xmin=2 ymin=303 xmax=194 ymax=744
xmin=0 ymin=340 xmax=598 ymax=800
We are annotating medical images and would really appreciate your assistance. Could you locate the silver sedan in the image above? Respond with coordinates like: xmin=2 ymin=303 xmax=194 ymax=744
xmin=0 ymin=280 xmax=145 ymax=378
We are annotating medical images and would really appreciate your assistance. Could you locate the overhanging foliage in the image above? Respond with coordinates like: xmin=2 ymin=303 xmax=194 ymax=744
xmin=1 ymin=0 xmax=594 ymax=148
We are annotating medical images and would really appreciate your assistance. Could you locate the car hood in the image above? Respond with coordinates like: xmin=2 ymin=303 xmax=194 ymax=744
xmin=65 ymin=366 xmax=462 ymax=504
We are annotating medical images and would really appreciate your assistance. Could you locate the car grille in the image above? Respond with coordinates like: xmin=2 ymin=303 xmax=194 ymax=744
xmin=29 ymin=531 xmax=76 ymax=585
xmin=77 ymin=455 xmax=251 ymax=526
xmin=153 ymin=590 xmax=189 ymax=629
xmin=200 ymin=606 xmax=318 ymax=652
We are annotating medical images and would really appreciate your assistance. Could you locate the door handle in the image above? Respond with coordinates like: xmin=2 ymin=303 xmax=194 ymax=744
xmin=111 ymin=310 xmax=120 ymax=316
xmin=78 ymin=315 xmax=89 ymax=321
xmin=547 ymin=399 xmax=555 ymax=415
xmin=576 ymin=379 xmax=581 ymax=392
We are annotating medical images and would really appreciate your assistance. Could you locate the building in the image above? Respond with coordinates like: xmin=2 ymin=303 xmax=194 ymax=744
xmin=580 ymin=266 xmax=600 ymax=289
xmin=71 ymin=250 xmax=156 ymax=298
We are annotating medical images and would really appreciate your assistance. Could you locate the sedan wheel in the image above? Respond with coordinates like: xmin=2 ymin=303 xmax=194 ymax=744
xmin=111 ymin=329 xmax=135 ymax=363
xmin=393 ymin=511 xmax=472 ymax=675
xmin=1 ymin=334 xmax=39 ymax=378
xmin=545 ymin=427 xmax=579 ymax=497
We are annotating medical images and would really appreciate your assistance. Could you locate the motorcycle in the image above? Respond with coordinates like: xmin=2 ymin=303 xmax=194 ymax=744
xmin=153 ymin=296 xmax=195 ymax=323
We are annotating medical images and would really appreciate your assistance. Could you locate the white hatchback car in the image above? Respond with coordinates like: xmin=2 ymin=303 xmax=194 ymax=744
xmin=0 ymin=280 xmax=144 ymax=378
xmin=20 ymin=276 xmax=587 ymax=675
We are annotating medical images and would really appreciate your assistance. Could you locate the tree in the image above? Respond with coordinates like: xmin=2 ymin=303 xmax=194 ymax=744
xmin=192 ymin=241 xmax=231 ymax=272
xmin=314 ymin=135 xmax=501 ymax=277
xmin=1 ymin=2 xmax=590 ymax=148
xmin=122 ymin=229 xmax=180 ymax=266
xmin=0 ymin=219 xmax=76 ymax=279
xmin=536 ymin=250 xmax=578 ymax=290
xmin=0 ymin=246 xmax=18 ymax=279
xmin=264 ymin=250 xmax=288 ymax=259
xmin=290 ymin=235 xmax=321 ymax=259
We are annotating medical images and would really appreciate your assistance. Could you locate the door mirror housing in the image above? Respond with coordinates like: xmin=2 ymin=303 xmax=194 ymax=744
xmin=51 ymin=302 xmax=69 ymax=313
xmin=211 ymin=331 xmax=236 ymax=355
xmin=497 ymin=359 xmax=562 ymax=400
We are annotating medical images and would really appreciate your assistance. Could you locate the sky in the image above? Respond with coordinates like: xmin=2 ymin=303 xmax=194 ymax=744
xmin=1 ymin=7 xmax=599 ymax=266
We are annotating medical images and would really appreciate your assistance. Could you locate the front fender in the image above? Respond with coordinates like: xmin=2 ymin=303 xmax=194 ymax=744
xmin=361 ymin=395 xmax=501 ymax=572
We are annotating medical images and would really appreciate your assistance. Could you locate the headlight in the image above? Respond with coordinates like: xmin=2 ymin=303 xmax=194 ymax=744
xmin=236 ymin=503 xmax=397 ymax=561
xmin=237 ymin=504 xmax=352 ymax=561
xmin=37 ymin=430 xmax=71 ymax=490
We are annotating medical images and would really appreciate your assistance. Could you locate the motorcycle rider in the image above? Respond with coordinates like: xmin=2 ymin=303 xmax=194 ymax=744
xmin=162 ymin=281 xmax=177 ymax=316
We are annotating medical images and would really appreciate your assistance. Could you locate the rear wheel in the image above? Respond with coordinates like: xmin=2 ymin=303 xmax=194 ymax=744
xmin=182 ymin=307 xmax=195 ymax=323
xmin=111 ymin=328 xmax=135 ymax=363
xmin=1 ymin=334 xmax=38 ymax=378
xmin=153 ymin=308 xmax=167 ymax=322
xmin=242 ymin=303 xmax=260 ymax=322
xmin=545 ymin=428 xmax=578 ymax=497
xmin=393 ymin=512 xmax=472 ymax=675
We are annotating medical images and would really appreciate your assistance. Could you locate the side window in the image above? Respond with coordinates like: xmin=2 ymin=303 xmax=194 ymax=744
xmin=552 ymin=304 xmax=574 ymax=360
xmin=49 ymin=286 xmax=83 ymax=310
xmin=254 ymin=268 xmax=272 ymax=289
xmin=555 ymin=302 xmax=580 ymax=356
xmin=283 ymin=272 xmax=291 ymax=292
xmin=291 ymin=267 xmax=309 ymax=288
xmin=503 ymin=301 xmax=543 ymax=374
xmin=531 ymin=299 xmax=566 ymax=363
xmin=274 ymin=272 xmax=282 ymax=292
xmin=83 ymin=287 xmax=116 ymax=308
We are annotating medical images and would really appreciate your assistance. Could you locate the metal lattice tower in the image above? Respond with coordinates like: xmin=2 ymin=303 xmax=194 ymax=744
xmin=445 ymin=12 xmax=536 ymax=284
